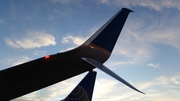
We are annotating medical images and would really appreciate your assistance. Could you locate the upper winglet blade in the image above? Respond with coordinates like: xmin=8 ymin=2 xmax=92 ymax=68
xmin=83 ymin=8 xmax=133 ymax=53
xmin=82 ymin=58 xmax=145 ymax=94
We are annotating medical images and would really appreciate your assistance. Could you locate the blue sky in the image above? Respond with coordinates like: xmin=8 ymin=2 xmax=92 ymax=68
xmin=1 ymin=0 xmax=180 ymax=101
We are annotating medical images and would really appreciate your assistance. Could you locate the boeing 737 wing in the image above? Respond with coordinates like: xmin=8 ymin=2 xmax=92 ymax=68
xmin=0 ymin=8 xmax=144 ymax=101
xmin=61 ymin=71 xmax=96 ymax=101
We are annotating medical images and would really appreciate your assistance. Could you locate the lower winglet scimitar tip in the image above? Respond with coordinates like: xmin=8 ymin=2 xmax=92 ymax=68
xmin=139 ymin=90 xmax=146 ymax=94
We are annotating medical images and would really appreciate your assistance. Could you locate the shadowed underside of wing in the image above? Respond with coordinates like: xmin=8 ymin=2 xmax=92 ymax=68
xmin=0 ymin=52 xmax=95 ymax=101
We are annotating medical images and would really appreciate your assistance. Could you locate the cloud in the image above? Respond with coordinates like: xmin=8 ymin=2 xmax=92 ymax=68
xmin=48 ymin=0 xmax=82 ymax=4
xmin=52 ymin=8 xmax=74 ymax=18
xmin=12 ymin=56 xmax=30 ymax=66
xmin=60 ymin=47 xmax=76 ymax=52
xmin=105 ymin=61 xmax=136 ymax=69
xmin=2 ymin=56 xmax=30 ymax=66
xmin=33 ymin=50 xmax=47 ymax=56
xmin=171 ymin=76 xmax=180 ymax=85
xmin=145 ymin=28 xmax=180 ymax=50
xmin=96 ymin=0 xmax=180 ymax=11
xmin=113 ymin=26 xmax=154 ymax=63
xmin=92 ymin=73 xmax=180 ymax=101
xmin=61 ymin=35 xmax=88 ymax=46
xmin=147 ymin=63 xmax=160 ymax=68
xmin=60 ymin=34 xmax=88 ymax=52
xmin=4 ymin=37 xmax=19 ymax=48
xmin=4 ymin=31 xmax=56 ymax=49
xmin=111 ymin=7 xmax=180 ymax=65
xmin=0 ymin=18 xmax=4 ymax=24
xmin=60 ymin=25 xmax=99 ymax=50
xmin=13 ymin=91 xmax=39 ymax=101
xmin=60 ymin=25 xmax=98 ymax=52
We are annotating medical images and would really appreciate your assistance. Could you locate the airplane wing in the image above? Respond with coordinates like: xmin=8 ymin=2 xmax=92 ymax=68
xmin=0 ymin=8 xmax=142 ymax=101
xmin=0 ymin=53 xmax=95 ymax=101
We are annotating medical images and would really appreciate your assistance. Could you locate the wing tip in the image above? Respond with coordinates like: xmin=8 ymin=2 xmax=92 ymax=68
xmin=122 ymin=8 xmax=134 ymax=13
xmin=137 ymin=90 xmax=146 ymax=94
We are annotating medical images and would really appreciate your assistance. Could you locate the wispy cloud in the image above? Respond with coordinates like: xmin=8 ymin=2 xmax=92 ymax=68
xmin=60 ymin=26 xmax=99 ymax=51
xmin=111 ymin=8 xmax=180 ymax=65
xmin=105 ymin=61 xmax=136 ymax=68
xmin=94 ymin=78 xmax=118 ymax=98
xmin=2 ymin=56 xmax=30 ymax=66
xmin=96 ymin=0 xmax=180 ymax=11
xmin=145 ymin=28 xmax=180 ymax=50
xmin=52 ymin=8 xmax=74 ymax=18
xmin=4 ymin=31 xmax=56 ymax=49
xmin=0 ymin=18 xmax=4 ymax=24
xmin=113 ymin=27 xmax=154 ymax=63
xmin=12 ymin=56 xmax=30 ymax=66
xmin=48 ymin=0 xmax=82 ymax=5
xmin=147 ymin=63 xmax=160 ymax=68
xmin=60 ymin=47 xmax=76 ymax=52
xmin=61 ymin=34 xmax=88 ymax=46
xmin=33 ymin=50 xmax=47 ymax=56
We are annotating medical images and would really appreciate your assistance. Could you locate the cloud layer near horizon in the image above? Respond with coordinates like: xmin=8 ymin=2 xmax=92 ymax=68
xmin=97 ymin=0 xmax=180 ymax=11
xmin=12 ymin=72 xmax=180 ymax=101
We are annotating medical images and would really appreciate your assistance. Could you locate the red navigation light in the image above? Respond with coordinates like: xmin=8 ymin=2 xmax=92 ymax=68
xmin=44 ymin=55 xmax=50 ymax=59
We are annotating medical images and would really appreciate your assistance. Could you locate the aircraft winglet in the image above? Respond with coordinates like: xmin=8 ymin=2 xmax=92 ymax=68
xmin=82 ymin=58 xmax=145 ymax=94
xmin=83 ymin=8 xmax=133 ymax=55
